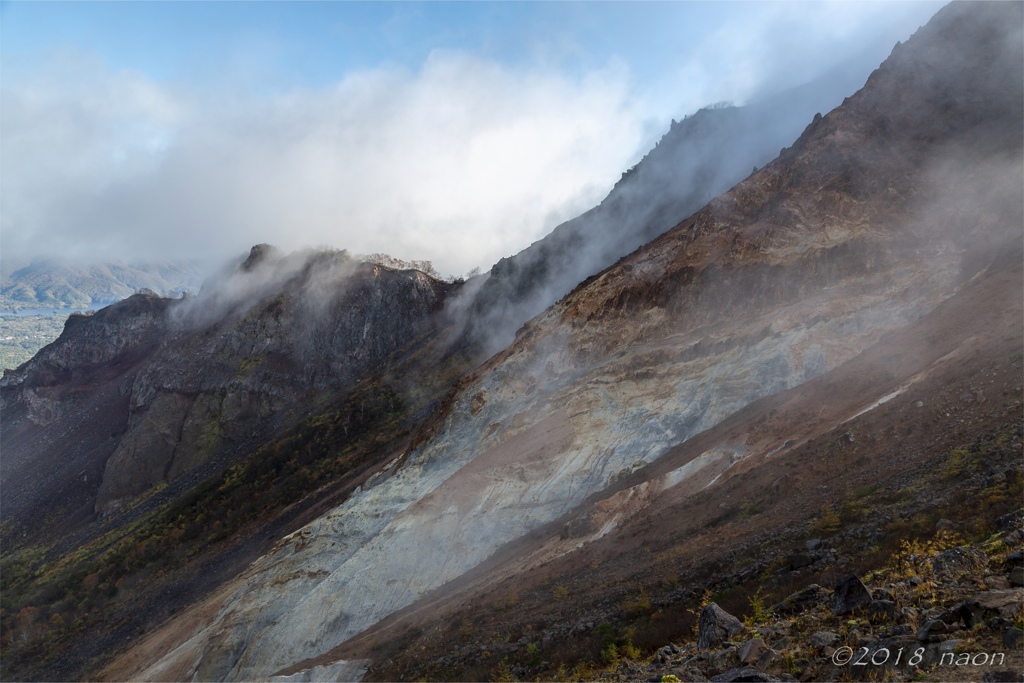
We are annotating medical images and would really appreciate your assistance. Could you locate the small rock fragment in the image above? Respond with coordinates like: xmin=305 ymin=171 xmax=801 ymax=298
xmin=985 ymin=575 xmax=1012 ymax=590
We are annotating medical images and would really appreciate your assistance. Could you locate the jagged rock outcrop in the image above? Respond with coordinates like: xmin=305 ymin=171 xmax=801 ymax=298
xmin=0 ymin=247 xmax=458 ymax=534
xmin=93 ymin=250 xmax=454 ymax=512
xmin=1 ymin=292 xmax=170 ymax=395
xmin=117 ymin=3 xmax=1023 ymax=680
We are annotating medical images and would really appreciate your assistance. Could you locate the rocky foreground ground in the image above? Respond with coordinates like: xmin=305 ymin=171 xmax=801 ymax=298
xmin=580 ymin=511 xmax=1023 ymax=683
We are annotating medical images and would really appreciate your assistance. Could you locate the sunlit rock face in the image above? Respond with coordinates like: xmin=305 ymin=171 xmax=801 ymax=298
xmin=134 ymin=3 xmax=1023 ymax=680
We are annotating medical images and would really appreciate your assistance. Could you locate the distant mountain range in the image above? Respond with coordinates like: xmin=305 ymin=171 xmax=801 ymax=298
xmin=0 ymin=259 xmax=205 ymax=310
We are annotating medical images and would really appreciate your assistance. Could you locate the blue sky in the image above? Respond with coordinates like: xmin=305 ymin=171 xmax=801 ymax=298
xmin=2 ymin=3 xmax=753 ymax=87
xmin=1 ymin=1 xmax=944 ymax=275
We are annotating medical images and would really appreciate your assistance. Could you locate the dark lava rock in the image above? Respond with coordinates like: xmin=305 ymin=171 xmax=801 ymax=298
xmin=810 ymin=631 xmax=839 ymax=649
xmin=698 ymin=603 xmax=744 ymax=650
xmin=771 ymin=584 xmax=829 ymax=616
xmin=916 ymin=619 xmax=947 ymax=642
xmin=789 ymin=553 xmax=813 ymax=570
xmin=711 ymin=667 xmax=777 ymax=682
xmin=989 ymin=617 xmax=1015 ymax=630
xmin=1003 ymin=628 xmax=1024 ymax=649
xmin=871 ymin=587 xmax=895 ymax=602
xmin=995 ymin=512 xmax=1022 ymax=531
xmin=981 ymin=672 xmax=1023 ymax=682
xmin=1009 ymin=567 xmax=1024 ymax=586
xmin=832 ymin=574 xmax=872 ymax=615
xmin=941 ymin=599 xmax=985 ymax=628
xmin=884 ymin=624 xmax=915 ymax=637
xmin=867 ymin=599 xmax=898 ymax=622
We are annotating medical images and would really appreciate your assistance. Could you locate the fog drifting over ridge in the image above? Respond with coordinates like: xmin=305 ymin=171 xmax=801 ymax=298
xmin=1 ymin=2 xmax=943 ymax=277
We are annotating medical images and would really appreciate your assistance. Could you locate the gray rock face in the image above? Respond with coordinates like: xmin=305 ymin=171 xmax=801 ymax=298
xmin=831 ymin=574 xmax=872 ymax=615
xmin=0 ymin=292 xmax=174 ymax=526
xmin=0 ymin=291 xmax=171 ymax=397
xmin=697 ymin=603 xmax=744 ymax=650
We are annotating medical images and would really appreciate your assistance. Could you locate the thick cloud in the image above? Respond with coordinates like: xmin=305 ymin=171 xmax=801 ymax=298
xmin=1 ymin=52 xmax=646 ymax=275
xmin=1 ymin=2 xmax=943 ymax=276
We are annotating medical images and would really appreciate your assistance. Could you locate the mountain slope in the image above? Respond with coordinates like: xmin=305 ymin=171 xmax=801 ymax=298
xmin=454 ymin=62 xmax=899 ymax=356
xmin=0 ymin=249 xmax=474 ymax=679
xmin=108 ymin=2 xmax=1023 ymax=681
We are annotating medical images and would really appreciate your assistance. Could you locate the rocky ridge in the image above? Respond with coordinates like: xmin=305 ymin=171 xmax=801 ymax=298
xmin=0 ymin=249 xmax=467 ymax=680
xmin=457 ymin=60 xmax=892 ymax=356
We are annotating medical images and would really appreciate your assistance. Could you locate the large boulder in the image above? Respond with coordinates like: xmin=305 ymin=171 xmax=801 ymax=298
xmin=932 ymin=546 xmax=984 ymax=575
xmin=832 ymin=574 xmax=872 ymax=615
xmin=698 ymin=602 xmax=744 ymax=650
